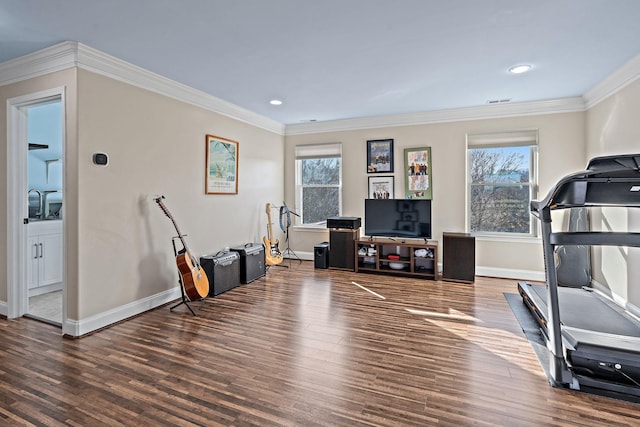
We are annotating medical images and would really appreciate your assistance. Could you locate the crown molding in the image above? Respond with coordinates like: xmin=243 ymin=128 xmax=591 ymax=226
xmin=583 ymin=53 xmax=640 ymax=109
xmin=74 ymin=43 xmax=284 ymax=134
xmin=0 ymin=41 xmax=285 ymax=135
xmin=0 ymin=41 xmax=78 ymax=86
xmin=284 ymin=97 xmax=586 ymax=135
xmin=4 ymin=41 xmax=637 ymax=137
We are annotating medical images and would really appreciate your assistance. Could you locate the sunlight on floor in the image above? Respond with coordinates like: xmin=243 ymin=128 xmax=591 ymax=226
xmin=405 ymin=307 xmax=480 ymax=322
xmin=423 ymin=316 xmax=545 ymax=377
xmin=351 ymin=281 xmax=386 ymax=300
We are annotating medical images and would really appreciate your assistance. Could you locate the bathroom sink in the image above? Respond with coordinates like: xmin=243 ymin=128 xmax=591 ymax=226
xmin=28 ymin=217 xmax=61 ymax=222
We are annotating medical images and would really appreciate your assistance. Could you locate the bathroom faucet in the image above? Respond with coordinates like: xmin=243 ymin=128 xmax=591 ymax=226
xmin=28 ymin=188 xmax=43 ymax=218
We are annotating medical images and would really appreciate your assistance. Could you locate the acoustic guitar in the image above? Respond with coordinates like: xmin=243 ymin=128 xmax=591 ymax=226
xmin=263 ymin=202 xmax=284 ymax=266
xmin=154 ymin=196 xmax=209 ymax=300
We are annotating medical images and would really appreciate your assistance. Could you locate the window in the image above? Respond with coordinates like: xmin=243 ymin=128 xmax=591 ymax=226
xmin=295 ymin=143 xmax=342 ymax=225
xmin=466 ymin=130 xmax=538 ymax=236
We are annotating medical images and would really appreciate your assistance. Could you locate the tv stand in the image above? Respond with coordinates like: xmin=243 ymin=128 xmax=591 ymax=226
xmin=355 ymin=239 xmax=438 ymax=280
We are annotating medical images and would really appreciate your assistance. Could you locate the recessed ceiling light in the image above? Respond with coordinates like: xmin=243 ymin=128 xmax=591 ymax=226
xmin=509 ymin=64 xmax=532 ymax=74
xmin=269 ymin=99 xmax=283 ymax=105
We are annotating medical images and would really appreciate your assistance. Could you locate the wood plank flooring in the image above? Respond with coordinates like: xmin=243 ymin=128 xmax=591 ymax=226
xmin=1 ymin=261 xmax=639 ymax=426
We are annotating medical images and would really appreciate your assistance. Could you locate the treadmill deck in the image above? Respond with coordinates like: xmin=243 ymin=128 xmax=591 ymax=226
xmin=517 ymin=282 xmax=640 ymax=337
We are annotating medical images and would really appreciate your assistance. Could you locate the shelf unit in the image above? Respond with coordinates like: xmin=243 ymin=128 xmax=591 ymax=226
xmin=355 ymin=239 xmax=438 ymax=280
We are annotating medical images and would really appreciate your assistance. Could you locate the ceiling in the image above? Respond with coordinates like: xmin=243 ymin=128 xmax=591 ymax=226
xmin=2 ymin=0 xmax=640 ymax=125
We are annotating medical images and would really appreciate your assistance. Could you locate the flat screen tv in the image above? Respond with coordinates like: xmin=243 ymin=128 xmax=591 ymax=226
xmin=364 ymin=199 xmax=432 ymax=239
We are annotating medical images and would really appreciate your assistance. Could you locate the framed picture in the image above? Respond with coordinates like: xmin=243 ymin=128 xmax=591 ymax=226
xmin=368 ymin=176 xmax=394 ymax=199
xmin=367 ymin=139 xmax=394 ymax=173
xmin=404 ymin=146 xmax=432 ymax=199
xmin=206 ymin=134 xmax=239 ymax=194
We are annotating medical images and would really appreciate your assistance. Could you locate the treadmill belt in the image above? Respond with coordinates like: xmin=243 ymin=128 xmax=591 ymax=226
xmin=524 ymin=284 xmax=640 ymax=337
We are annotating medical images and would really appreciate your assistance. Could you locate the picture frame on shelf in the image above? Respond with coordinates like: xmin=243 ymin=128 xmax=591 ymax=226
xmin=367 ymin=139 xmax=394 ymax=173
xmin=206 ymin=134 xmax=239 ymax=194
xmin=368 ymin=176 xmax=394 ymax=199
xmin=404 ymin=146 xmax=432 ymax=199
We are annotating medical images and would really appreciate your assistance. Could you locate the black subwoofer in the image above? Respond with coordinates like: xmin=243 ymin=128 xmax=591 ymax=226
xmin=329 ymin=229 xmax=359 ymax=270
xmin=314 ymin=242 xmax=330 ymax=269
xmin=442 ymin=232 xmax=475 ymax=283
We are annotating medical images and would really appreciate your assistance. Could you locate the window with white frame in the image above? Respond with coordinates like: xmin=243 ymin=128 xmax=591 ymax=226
xmin=295 ymin=143 xmax=342 ymax=225
xmin=466 ymin=130 xmax=538 ymax=236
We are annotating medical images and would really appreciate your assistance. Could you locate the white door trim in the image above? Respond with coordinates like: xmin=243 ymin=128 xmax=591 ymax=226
xmin=7 ymin=86 xmax=66 ymax=322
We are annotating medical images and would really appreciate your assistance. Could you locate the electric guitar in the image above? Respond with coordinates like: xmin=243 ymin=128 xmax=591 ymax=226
xmin=263 ymin=202 xmax=284 ymax=266
xmin=154 ymin=196 xmax=209 ymax=300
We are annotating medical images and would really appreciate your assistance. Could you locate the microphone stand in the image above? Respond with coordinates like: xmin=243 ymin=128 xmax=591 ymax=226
xmin=279 ymin=203 xmax=302 ymax=266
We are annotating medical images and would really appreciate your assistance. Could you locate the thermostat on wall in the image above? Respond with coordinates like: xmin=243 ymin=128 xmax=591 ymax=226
xmin=92 ymin=152 xmax=109 ymax=166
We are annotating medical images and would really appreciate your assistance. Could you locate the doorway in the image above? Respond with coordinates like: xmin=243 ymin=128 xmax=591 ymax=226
xmin=7 ymin=88 xmax=66 ymax=328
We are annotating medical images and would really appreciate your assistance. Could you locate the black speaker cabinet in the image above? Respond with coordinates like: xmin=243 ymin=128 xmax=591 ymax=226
xmin=442 ymin=232 xmax=475 ymax=283
xmin=200 ymin=251 xmax=241 ymax=296
xmin=314 ymin=242 xmax=330 ymax=269
xmin=329 ymin=229 xmax=359 ymax=271
xmin=231 ymin=243 xmax=266 ymax=284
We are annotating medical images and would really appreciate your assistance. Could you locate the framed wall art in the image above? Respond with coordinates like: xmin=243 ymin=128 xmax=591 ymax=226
xmin=404 ymin=146 xmax=432 ymax=199
xmin=367 ymin=139 xmax=394 ymax=173
xmin=206 ymin=134 xmax=239 ymax=194
xmin=368 ymin=176 xmax=394 ymax=199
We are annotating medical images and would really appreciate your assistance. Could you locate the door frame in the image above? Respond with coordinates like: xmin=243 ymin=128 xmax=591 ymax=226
xmin=7 ymin=87 xmax=66 ymax=323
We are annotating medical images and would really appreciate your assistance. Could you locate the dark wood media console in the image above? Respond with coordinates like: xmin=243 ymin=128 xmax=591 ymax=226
xmin=355 ymin=239 xmax=438 ymax=280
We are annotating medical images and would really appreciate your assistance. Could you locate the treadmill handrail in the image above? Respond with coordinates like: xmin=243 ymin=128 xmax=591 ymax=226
xmin=531 ymin=153 xmax=640 ymax=215
xmin=549 ymin=232 xmax=640 ymax=247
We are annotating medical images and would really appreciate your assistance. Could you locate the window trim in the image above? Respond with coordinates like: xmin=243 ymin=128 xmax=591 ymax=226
xmin=294 ymin=143 xmax=343 ymax=226
xmin=466 ymin=130 xmax=539 ymax=237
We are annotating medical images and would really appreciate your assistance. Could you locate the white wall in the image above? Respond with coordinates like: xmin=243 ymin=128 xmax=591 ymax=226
xmin=73 ymin=69 xmax=284 ymax=321
xmin=3 ymin=42 xmax=639 ymax=332
xmin=1 ymin=65 xmax=284 ymax=334
xmin=28 ymin=101 xmax=64 ymax=192
xmin=585 ymin=78 xmax=640 ymax=307
xmin=284 ymin=111 xmax=586 ymax=280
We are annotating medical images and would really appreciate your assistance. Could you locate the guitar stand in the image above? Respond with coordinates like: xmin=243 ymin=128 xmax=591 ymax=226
xmin=169 ymin=236 xmax=199 ymax=316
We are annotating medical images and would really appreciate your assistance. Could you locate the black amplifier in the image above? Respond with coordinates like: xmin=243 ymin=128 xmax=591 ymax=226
xmin=327 ymin=216 xmax=361 ymax=230
xmin=200 ymin=251 xmax=240 ymax=297
xmin=231 ymin=243 xmax=266 ymax=284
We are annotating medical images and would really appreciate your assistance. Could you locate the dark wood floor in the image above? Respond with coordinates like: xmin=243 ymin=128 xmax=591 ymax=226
xmin=1 ymin=261 xmax=639 ymax=426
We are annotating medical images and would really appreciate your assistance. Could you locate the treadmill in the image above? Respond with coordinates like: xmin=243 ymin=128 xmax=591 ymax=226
xmin=517 ymin=153 xmax=640 ymax=399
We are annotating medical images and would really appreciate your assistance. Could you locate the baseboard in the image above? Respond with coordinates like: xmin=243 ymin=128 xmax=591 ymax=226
xmin=475 ymin=266 xmax=545 ymax=282
xmin=286 ymin=251 xmax=314 ymax=261
xmin=62 ymin=287 xmax=181 ymax=337
xmin=29 ymin=282 xmax=63 ymax=297
xmin=591 ymin=280 xmax=640 ymax=321
xmin=289 ymin=252 xmax=544 ymax=282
